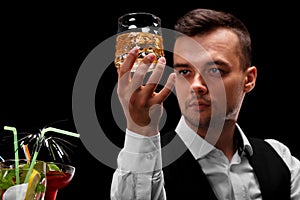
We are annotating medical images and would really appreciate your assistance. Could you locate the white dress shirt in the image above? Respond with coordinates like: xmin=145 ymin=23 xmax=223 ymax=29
xmin=111 ymin=116 xmax=300 ymax=200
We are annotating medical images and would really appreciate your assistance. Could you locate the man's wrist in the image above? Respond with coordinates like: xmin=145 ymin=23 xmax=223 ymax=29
xmin=124 ymin=129 xmax=161 ymax=153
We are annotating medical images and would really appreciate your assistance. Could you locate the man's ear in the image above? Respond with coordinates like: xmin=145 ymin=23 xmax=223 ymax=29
xmin=244 ymin=66 xmax=257 ymax=93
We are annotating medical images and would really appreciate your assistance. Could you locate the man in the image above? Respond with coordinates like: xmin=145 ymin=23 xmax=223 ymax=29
xmin=111 ymin=8 xmax=300 ymax=199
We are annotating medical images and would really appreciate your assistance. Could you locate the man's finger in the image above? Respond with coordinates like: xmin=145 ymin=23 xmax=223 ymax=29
xmin=130 ymin=53 xmax=155 ymax=90
xmin=118 ymin=47 xmax=138 ymax=79
xmin=145 ymin=57 xmax=166 ymax=92
xmin=155 ymin=73 xmax=176 ymax=103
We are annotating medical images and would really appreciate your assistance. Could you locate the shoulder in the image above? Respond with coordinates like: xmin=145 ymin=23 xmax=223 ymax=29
xmin=264 ymin=139 xmax=300 ymax=170
xmin=264 ymin=139 xmax=290 ymax=154
xmin=248 ymin=137 xmax=289 ymax=160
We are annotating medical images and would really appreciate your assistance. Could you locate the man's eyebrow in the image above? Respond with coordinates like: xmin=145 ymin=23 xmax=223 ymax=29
xmin=206 ymin=60 xmax=230 ymax=68
xmin=173 ymin=63 xmax=190 ymax=68
xmin=173 ymin=61 xmax=218 ymax=69
xmin=174 ymin=60 xmax=229 ymax=69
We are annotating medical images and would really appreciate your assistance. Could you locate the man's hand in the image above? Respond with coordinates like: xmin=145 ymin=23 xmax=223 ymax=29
xmin=117 ymin=47 xmax=175 ymax=136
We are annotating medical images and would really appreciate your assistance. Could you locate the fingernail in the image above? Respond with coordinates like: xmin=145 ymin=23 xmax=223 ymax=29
xmin=158 ymin=57 xmax=166 ymax=64
xmin=171 ymin=72 xmax=176 ymax=80
xmin=129 ymin=47 xmax=138 ymax=54
xmin=147 ymin=53 xmax=156 ymax=61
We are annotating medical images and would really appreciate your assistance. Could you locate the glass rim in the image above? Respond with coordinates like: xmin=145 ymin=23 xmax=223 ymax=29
xmin=47 ymin=161 xmax=76 ymax=170
xmin=0 ymin=159 xmax=75 ymax=170
xmin=118 ymin=12 xmax=161 ymax=26
xmin=0 ymin=159 xmax=46 ymax=168
xmin=0 ymin=159 xmax=46 ymax=163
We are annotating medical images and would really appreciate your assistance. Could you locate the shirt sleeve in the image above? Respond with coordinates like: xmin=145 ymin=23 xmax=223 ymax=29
xmin=110 ymin=129 xmax=166 ymax=200
xmin=265 ymin=139 xmax=300 ymax=200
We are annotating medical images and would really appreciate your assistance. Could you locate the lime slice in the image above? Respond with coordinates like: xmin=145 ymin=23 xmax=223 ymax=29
xmin=25 ymin=169 xmax=41 ymax=200
xmin=47 ymin=163 xmax=61 ymax=172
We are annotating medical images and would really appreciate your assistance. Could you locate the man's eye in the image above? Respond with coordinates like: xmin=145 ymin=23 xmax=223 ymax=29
xmin=178 ymin=69 xmax=190 ymax=75
xmin=208 ymin=68 xmax=220 ymax=73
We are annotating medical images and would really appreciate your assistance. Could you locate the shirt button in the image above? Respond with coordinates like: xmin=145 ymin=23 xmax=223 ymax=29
xmin=146 ymin=154 xmax=153 ymax=160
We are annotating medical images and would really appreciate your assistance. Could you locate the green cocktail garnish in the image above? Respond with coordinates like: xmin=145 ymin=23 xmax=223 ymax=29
xmin=0 ymin=163 xmax=29 ymax=190
xmin=47 ymin=163 xmax=61 ymax=172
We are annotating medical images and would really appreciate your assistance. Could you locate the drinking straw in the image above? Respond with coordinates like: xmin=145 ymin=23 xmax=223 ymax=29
xmin=41 ymin=127 xmax=80 ymax=138
xmin=24 ymin=127 xmax=80 ymax=183
xmin=22 ymin=144 xmax=31 ymax=163
xmin=3 ymin=126 xmax=20 ymax=184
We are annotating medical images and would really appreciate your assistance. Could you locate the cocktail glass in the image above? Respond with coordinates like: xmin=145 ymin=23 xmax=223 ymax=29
xmin=0 ymin=159 xmax=47 ymax=200
xmin=44 ymin=162 xmax=75 ymax=200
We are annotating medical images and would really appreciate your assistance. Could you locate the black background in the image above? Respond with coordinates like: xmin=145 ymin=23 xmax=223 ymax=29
xmin=1 ymin=1 xmax=299 ymax=199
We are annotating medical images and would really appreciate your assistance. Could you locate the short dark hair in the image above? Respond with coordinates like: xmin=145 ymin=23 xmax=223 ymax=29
xmin=174 ymin=8 xmax=252 ymax=70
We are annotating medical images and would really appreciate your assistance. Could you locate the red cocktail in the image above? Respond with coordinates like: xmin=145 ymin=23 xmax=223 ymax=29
xmin=45 ymin=162 xmax=75 ymax=200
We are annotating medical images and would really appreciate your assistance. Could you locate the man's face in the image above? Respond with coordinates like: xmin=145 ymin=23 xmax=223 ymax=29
xmin=173 ymin=28 xmax=249 ymax=134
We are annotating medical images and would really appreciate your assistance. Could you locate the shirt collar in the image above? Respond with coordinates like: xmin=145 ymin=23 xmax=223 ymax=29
xmin=235 ymin=123 xmax=253 ymax=156
xmin=175 ymin=115 xmax=253 ymax=160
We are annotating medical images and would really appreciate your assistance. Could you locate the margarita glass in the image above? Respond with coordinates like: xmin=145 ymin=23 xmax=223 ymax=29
xmin=44 ymin=162 xmax=75 ymax=200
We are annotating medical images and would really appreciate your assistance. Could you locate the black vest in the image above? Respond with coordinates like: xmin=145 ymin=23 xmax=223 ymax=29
xmin=161 ymin=131 xmax=291 ymax=200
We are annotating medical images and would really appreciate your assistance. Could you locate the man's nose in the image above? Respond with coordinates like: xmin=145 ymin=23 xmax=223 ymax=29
xmin=190 ymin=73 xmax=207 ymax=95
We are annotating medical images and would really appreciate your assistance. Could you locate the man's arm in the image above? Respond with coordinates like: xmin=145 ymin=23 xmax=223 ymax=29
xmin=112 ymin=47 xmax=174 ymax=199
xmin=110 ymin=129 xmax=166 ymax=200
